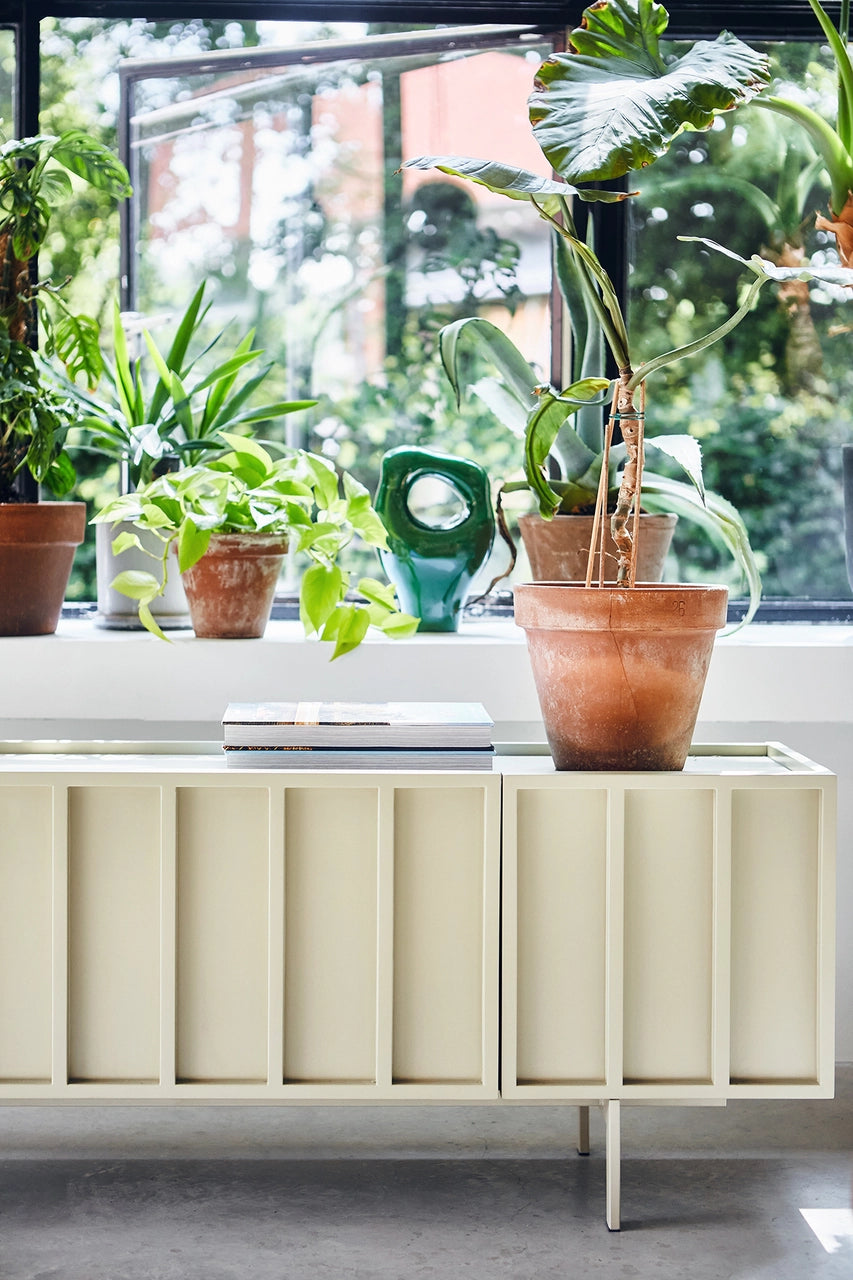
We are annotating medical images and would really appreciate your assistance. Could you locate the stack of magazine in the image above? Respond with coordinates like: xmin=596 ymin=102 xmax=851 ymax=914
xmin=221 ymin=701 xmax=495 ymax=770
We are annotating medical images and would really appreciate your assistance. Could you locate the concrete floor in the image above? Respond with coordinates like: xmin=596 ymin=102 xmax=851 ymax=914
xmin=1 ymin=1069 xmax=852 ymax=1280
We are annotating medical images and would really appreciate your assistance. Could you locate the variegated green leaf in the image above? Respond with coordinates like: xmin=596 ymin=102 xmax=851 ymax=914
xmin=529 ymin=1 xmax=769 ymax=183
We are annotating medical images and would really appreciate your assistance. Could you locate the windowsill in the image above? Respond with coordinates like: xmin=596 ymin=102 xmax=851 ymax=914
xmin=1 ymin=617 xmax=851 ymax=738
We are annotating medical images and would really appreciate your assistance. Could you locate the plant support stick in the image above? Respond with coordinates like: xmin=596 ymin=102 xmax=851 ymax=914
xmin=611 ymin=370 xmax=643 ymax=586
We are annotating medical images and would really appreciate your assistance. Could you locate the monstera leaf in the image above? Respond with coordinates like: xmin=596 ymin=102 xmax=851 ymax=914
xmin=528 ymin=0 xmax=770 ymax=183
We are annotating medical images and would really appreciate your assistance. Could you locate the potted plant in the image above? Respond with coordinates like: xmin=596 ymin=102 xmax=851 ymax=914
xmin=405 ymin=0 xmax=853 ymax=768
xmin=75 ymin=283 xmax=314 ymax=628
xmin=93 ymin=432 xmax=419 ymax=654
xmin=438 ymin=307 xmax=747 ymax=591
xmin=0 ymin=130 xmax=131 ymax=635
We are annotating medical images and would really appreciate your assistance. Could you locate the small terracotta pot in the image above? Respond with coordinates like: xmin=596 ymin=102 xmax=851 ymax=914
xmin=518 ymin=512 xmax=678 ymax=583
xmin=513 ymin=582 xmax=728 ymax=771
xmin=0 ymin=502 xmax=86 ymax=636
xmin=180 ymin=532 xmax=289 ymax=639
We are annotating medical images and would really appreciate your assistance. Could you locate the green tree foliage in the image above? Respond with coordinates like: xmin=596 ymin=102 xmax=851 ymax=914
xmin=629 ymin=40 xmax=852 ymax=600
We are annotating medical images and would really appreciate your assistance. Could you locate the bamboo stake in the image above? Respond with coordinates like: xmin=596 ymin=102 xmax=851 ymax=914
xmin=586 ymin=383 xmax=619 ymax=588
xmin=628 ymin=380 xmax=646 ymax=587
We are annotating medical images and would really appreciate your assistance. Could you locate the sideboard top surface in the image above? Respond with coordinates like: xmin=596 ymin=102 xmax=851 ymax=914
xmin=0 ymin=740 xmax=832 ymax=778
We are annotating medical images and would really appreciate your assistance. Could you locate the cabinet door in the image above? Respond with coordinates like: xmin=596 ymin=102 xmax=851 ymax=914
xmin=502 ymin=761 xmax=835 ymax=1102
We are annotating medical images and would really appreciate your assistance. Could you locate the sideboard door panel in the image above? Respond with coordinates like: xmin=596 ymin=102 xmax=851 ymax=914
xmin=730 ymin=788 xmax=821 ymax=1083
xmin=0 ymin=787 xmax=52 ymax=1082
xmin=175 ymin=786 xmax=269 ymax=1083
xmin=392 ymin=786 xmax=488 ymax=1085
xmin=623 ymin=789 xmax=714 ymax=1085
xmin=513 ymin=787 xmax=607 ymax=1086
xmin=283 ymin=787 xmax=378 ymax=1084
xmin=68 ymin=785 xmax=161 ymax=1083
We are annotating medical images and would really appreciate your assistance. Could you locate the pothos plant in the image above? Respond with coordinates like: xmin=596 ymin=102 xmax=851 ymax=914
xmin=0 ymin=130 xmax=131 ymax=502
xmin=93 ymin=432 xmax=419 ymax=658
xmin=405 ymin=0 xmax=853 ymax=616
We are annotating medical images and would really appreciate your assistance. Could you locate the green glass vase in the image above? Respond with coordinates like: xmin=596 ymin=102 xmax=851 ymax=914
xmin=375 ymin=446 xmax=495 ymax=633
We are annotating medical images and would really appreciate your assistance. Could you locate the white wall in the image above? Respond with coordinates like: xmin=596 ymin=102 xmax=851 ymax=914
xmin=1 ymin=618 xmax=850 ymax=1057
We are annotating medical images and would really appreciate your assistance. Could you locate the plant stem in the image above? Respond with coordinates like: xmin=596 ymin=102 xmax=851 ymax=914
xmin=611 ymin=370 xmax=643 ymax=585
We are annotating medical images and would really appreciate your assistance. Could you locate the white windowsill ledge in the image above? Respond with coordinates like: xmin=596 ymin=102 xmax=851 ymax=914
xmin=1 ymin=618 xmax=851 ymax=737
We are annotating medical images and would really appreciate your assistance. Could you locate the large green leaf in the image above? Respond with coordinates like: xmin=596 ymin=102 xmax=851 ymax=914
xmin=641 ymin=472 xmax=762 ymax=628
xmin=440 ymin=316 xmax=539 ymax=414
xmin=643 ymin=434 xmax=705 ymax=502
xmin=681 ymin=235 xmax=853 ymax=286
xmin=49 ymin=130 xmax=132 ymax=198
xmin=469 ymin=376 xmax=530 ymax=437
xmin=46 ymin=307 xmax=103 ymax=389
xmin=529 ymin=0 xmax=769 ymax=183
xmin=524 ymin=381 xmax=609 ymax=517
xmin=401 ymin=155 xmax=632 ymax=210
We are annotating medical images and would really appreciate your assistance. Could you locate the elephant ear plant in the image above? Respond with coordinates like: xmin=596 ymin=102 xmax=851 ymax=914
xmin=405 ymin=0 xmax=853 ymax=620
xmin=94 ymin=432 xmax=419 ymax=658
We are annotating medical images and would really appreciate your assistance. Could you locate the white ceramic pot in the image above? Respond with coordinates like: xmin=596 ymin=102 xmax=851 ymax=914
xmin=95 ymin=519 xmax=192 ymax=630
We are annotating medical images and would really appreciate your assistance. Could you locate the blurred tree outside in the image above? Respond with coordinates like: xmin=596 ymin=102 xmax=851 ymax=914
xmin=628 ymin=39 xmax=852 ymax=600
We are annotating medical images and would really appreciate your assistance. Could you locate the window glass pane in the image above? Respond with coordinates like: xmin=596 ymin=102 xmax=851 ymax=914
xmin=41 ymin=18 xmax=553 ymax=602
xmin=125 ymin=31 xmax=553 ymax=573
xmin=628 ymin=39 xmax=850 ymax=603
xmin=41 ymin=17 xmax=279 ymax=600
xmin=0 ymin=29 xmax=15 ymax=137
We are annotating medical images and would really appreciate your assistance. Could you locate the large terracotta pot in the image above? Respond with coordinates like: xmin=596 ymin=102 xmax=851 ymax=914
xmin=513 ymin=582 xmax=728 ymax=771
xmin=180 ymin=532 xmax=289 ymax=639
xmin=518 ymin=512 xmax=677 ymax=583
xmin=0 ymin=502 xmax=86 ymax=636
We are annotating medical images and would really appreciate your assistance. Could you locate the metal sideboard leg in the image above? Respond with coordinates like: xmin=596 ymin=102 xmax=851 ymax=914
xmin=605 ymin=1100 xmax=621 ymax=1231
xmin=577 ymin=1105 xmax=590 ymax=1155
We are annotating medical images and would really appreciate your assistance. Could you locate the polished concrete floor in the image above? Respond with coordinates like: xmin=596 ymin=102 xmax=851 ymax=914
xmin=1 ymin=1069 xmax=852 ymax=1280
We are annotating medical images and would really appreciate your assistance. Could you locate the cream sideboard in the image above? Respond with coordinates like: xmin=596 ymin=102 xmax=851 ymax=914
xmin=0 ymin=742 xmax=835 ymax=1229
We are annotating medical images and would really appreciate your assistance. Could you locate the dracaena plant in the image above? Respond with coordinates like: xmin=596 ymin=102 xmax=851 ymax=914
xmin=0 ymin=130 xmax=131 ymax=501
xmin=92 ymin=432 xmax=419 ymax=658
xmin=74 ymin=282 xmax=313 ymax=489
xmin=405 ymin=0 xmax=853 ymax=619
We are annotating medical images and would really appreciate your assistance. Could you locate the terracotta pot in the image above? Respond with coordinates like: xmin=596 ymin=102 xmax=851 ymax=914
xmin=513 ymin=582 xmax=728 ymax=771
xmin=180 ymin=532 xmax=289 ymax=639
xmin=514 ymin=512 xmax=676 ymax=586
xmin=0 ymin=502 xmax=86 ymax=636
xmin=518 ymin=512 xmax=678 ymax=583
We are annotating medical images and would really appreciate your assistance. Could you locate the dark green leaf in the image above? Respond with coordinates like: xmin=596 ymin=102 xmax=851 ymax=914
xmin=50 ymin=130 xmax=132 ymax=198
xmin=529 ymin=2 xmax=769 ymax=183
xmin=440 ymin=317 xmax=539 ymax=410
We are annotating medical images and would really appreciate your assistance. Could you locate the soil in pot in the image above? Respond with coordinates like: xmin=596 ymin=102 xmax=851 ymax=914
xmin=0 ymin=502 xmax=86 ymax=636
xmin=180 ymin=532 xmax=289 ymax=639
xmin=518 ymin=512 xmax=677 ymax=583
xmin=513 ymin=582 xmax=728 ymax=771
